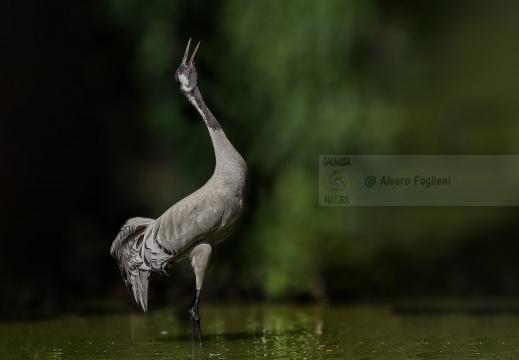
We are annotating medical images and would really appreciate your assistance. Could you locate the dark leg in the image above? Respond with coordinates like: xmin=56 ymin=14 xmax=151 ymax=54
xmin=188 ymin=243 xmax=212 ymax=345
xmin=189 ymin=289 xmax=203 ymax=345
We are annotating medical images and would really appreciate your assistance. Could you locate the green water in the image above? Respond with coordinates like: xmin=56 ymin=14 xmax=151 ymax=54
xmin=1 ymin=304 xmax=518 ymax=359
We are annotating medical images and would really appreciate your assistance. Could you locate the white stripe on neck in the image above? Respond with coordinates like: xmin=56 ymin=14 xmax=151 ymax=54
xmin=185 ymin=92 xmax=206 ymax=120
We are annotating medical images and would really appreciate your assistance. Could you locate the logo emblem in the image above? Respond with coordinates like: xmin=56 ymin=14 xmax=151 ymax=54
xmin=322 ymin=169 xmax=351 ymax=194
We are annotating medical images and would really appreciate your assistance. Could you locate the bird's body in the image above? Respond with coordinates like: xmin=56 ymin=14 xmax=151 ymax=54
xmin=110 ymin=39 xmax=247 ymax=345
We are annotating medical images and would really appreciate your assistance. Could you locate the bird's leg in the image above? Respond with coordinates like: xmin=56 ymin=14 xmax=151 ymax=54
xmin=188 ymin=243 xmax=212 ymax=345
xmin=189 ymin=289 xmax=202 ymax=345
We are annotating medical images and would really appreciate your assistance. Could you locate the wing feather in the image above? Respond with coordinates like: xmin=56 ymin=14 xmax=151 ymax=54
xmin=143 ymin=189 xmax=231 ymax=258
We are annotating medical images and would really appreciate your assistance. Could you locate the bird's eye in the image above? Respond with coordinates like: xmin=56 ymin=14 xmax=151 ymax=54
xmin=178 ymin=71 xmax=183 ymax=75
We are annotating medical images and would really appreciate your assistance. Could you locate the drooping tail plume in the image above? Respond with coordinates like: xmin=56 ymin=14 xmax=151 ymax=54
xmin=110 ymin=217 xmax=155 ymax=315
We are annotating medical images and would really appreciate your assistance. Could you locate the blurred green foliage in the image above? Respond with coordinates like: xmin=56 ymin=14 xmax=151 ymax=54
xmin=101 ymin=0 xmax=519 ymax=302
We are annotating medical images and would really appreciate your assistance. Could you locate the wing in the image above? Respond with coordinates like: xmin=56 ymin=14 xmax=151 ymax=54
xmin=140 ymin=188 xmax=240 ymax=271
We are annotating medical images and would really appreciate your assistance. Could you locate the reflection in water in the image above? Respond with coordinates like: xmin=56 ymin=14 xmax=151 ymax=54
xmin=1 ymin=304 xmax=519 ymax=359
xmin=314 ymin=319 xmax=324 ymax=335
xmin=245 ymin=308 xmax=325 ymax=359
xmin=46 ymin=348 xmax=63 ymax=359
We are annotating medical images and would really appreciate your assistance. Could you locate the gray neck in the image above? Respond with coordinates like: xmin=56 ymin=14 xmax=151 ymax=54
xmin=183 ymin=87 xmax=247 ymax=180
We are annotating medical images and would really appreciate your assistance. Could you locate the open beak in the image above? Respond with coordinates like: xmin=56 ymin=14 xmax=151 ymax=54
xmin=182 ymin=38 xmax=200 ymax=66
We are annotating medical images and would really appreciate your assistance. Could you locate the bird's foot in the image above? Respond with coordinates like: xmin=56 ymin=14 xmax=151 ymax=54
xmin=189 ymin=307 xmax=203 ymax=345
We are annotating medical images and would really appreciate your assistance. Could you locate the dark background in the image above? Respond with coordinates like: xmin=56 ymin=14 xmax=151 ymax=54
xmin=1 ymin=0 xmax=518 ymax=319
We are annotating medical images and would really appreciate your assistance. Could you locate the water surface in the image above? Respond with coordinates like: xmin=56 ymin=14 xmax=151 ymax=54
xmin=1 ymin=303 xmax=518 ymax=359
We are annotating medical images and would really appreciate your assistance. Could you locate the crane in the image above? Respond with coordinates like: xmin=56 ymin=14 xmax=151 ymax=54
xmin=110 ymin=39 xmax=248 ymax=345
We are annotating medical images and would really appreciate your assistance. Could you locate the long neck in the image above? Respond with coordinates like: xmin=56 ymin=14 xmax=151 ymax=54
xmin=186 ymin=87 xmax=221 ymax=131
xmin=184 ymin=87 xmax=247 ymax=179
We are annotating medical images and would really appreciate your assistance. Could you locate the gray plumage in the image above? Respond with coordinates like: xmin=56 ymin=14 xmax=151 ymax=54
xmin=110 ymin=39 xmax=247 ymax=343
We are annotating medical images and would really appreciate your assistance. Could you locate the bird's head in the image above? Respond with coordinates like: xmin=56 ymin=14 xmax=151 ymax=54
xmin=175 ymin=39 xmax=200 ymax=93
